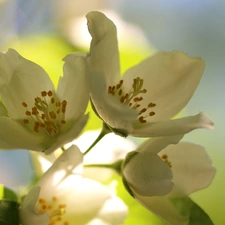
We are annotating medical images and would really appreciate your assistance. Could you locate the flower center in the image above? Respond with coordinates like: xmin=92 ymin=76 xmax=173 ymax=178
xmin=22 ymin=90 xmax=67 ymax=137
xmin=108 ymin=77 xmax=156 ymax=123
xmin=37 ymin=196 xmax=69 ymax=225
xmin=161 ymin=154 xmax=172 ymax=168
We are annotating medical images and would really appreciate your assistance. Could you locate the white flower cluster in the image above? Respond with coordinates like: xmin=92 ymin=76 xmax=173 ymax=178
xmin=0 ymin=11 xmax=215 ymax=225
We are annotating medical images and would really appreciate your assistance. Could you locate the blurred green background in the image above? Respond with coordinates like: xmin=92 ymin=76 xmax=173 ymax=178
xmin=0 ymin=0 xmax=224 ymax=224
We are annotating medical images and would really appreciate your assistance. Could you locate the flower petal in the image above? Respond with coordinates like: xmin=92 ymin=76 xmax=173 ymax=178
xmin=86 ymin=11 xmax=120 ymax=85
xmin=0 ymin=117 xmax=43 ymax=150
xmin=135 ymin=135 xmax=184 ymax=155
xmin=123 ymin=153 xmax=173 ymax=196
xmin=38 ymin=145 xmax=83 ymax=191
xmin=57 ymin=53 xmax=89 ymax=120
xmin=90 ymin=71 xmax=137 ymax=133
xmin=93 ymin=195 xmax=128 ymax=225
xmin=123 ymin=136 xmax=183 ymax=196
xmin=132 ymin=112 xmax=214 ymax=137
xmin=20 ymin=186 xmax=49 ymax=225
xmin=44 ymin=114 xmax=88 ymax=154
xmin=159 ymin=142 xmax=216 ymax=195
xmin=132 ymin=192 xmax=189 ymax=225
xmin=53 ymin=176 xmax=113 ymax=225
xmin=129 ymin=142 xmax=216 ymax=225
xmin=0 ymin=49 xmax=54 ymax=119
xmin=122 ymin=51 xmax=205 ymax=121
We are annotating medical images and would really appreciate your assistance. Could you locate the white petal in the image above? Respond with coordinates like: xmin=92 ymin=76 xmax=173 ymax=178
xmin=124 ymin=153 xmax=173 ymax=196
xmin=86 ymin=11 xmax=120 ymax=85
xmin=39 ymin=174 xmax=113 ymax=225
xmin=0 ymin=49 xmax=54 ymax=119
xmin=122 ymin=51 xmax=205 ymax=121
xmin=159 ymin=142 xmax=216 ymax=195
xmin=53 ymin=177 xmax=112 ymax=225
xmin=20 ymin=186 xmax=49 ymax=225
xmin=0 ymin=117 xmax=43 ymax=150
xmin=90 ymin=71 xmax=137 ymax=133
xmin=38 ymin=145 xmax=83 ymax=190
xmin=86 ymin=219 xmax=110 ymax=225
xmin=133 ymin=192 xmax=189 ymax=225
xmin=44 ymin=114 xmax=88 ymax=154
xmin=93 ymin=196 xmax=128 ymax=225
xmin=136 ymin=135 xmax=184 ymax=155
xmin=57 ymin=53 xmax=89 ymax=120
xmin=132 ymin=112 xmax=214 ymax=137
xmin=123 ymin=136 xmax=183 ymax=197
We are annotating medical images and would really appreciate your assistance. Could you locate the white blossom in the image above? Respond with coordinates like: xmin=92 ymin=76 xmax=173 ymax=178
xmin=122 ymin=136 xmax=216 ymax=224
xmin=86 ymin=11 xmax=213 ymax=137
xmin=0 ymin=49 xmax=89 ymax=154
xmin=20 ymin=145 xmax=128 ymax=225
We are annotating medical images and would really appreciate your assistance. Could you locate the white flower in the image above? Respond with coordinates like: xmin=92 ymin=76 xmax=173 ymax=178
xmin=86 ymin=11 xmax=214 ymax=137
xmin=20 ymin=145 xmax=128 ymax=225
xmin=0 ymin=49 xmax=89 ymax=154
xmin=122 ymin=136 xmax=216 ymax=225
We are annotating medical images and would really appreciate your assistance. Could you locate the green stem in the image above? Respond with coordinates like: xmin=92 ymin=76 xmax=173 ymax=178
xmin=83 ymin=123 xmax=111 ymax=156
xmin=84 ymin=160 xmax=123 ymax=174
xmin=85 ymin=163 xmax=111 ymax=168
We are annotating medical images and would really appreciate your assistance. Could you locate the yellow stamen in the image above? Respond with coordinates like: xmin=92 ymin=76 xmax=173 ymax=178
xmin=107 ymin=77 xmax=157 ymax=124
xmin=22 ymin=90 xmax=67 ymax=137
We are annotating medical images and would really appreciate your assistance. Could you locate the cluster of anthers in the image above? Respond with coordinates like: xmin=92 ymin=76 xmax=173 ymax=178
xmin=37 ymin=196 xmax=68 ymax=225
xmin=108 ymin=77 xmax=156 ymax=123
xmin=22 ymin=90 xmax=67 ymax=137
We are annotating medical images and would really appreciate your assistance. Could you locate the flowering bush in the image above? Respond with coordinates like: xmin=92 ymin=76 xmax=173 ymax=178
xmin=0 ymin=11 xmax=216 ymax=225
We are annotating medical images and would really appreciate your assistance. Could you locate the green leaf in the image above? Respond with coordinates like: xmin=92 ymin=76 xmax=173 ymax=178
xmin=0 ymin=185 xmax=18 ymax=202
xmin=0 ymin=200 xmax=20 ymax=225
xmin=189 ymin=199 xmax=214 ymax=225
xmin=170 ymin=196 xmax=214 ymax=225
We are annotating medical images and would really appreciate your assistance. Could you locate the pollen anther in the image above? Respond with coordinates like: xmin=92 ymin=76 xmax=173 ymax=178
xmin=22 ymin=90 xmax=67 ymax=137
xmin=22 ymin=102 xmax=27 ymax=107
xmin=37 ymin=196 xmax=68 ymax=225
xmin=107 ymin=77 xmax=157 ymax=124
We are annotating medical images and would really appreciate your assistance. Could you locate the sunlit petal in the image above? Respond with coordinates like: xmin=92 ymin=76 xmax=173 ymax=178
xmin=159 ymin=142 xmax=216 ymax=195
xmin=20 ymin=186 xmax=49 ymax=225
xmin=0 ymin=49 xmax=54 ymax=119
xmin=132 ymin=112 xmax=214 ymax=137
xmin=122 ymin=51 xmax=205 ymax=120
xmin=123 ymin=153 xmax=173 ymax=196
xmin=87 ymin=11 xmax=120 ymax=85
xmin=57 ymin=53 xmax=89 ymax=120
xmin=0 ymin=117 xmax=43 ymax=150
xmin=38 ymin=145 xmax=83 ymax=191
xmin=90 ymin=71 xmax=137 ymax=132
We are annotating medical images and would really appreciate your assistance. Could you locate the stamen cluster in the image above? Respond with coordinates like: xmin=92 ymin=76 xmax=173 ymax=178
xmin=37 ymin=196 xmax=68 ymax=225
xmin=108 ymin=77 xmax=156 ymax=123
xmin=22 ymin=90 xmax=67 ymax=137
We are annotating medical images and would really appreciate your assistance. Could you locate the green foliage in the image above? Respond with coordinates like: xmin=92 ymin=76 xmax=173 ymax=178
xmin=170 ymin=196 xmax=214 ymax=225
xmin=188 ymin=199 xmax=214 ymax=225
xmin=0 ymin=201 xmax=20 ymax=225
xmin=0 ymin=185 xmax=18 ymax=202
